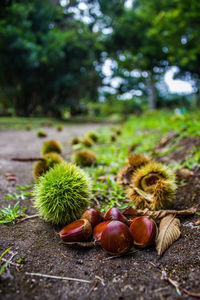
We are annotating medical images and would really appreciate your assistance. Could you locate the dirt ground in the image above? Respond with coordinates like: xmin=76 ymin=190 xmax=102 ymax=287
xmin=0 ymin=125 xmax=200 ymax=300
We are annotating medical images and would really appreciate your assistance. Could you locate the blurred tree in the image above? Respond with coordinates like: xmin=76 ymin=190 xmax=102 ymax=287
xmin=101 ymin=0 xmax=169 ymax=109
xmin=0 ymin=0 xmax=102 ymax=116
xmin=150 ymin=0 xmax=200 ymax=105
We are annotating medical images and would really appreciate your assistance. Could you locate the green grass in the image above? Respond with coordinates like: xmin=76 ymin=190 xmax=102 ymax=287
xmin=4 ymin=183 xmax=33 ymax=200
xmin=0 ymin=248 xmax=11 ymax=275
xmin=0 ymin=117 xmax=69 ymax=130
xmin=77 ymin=110 xmax=200 ymax=211
xmin=0 ymin=202 xmax=26 ymax=224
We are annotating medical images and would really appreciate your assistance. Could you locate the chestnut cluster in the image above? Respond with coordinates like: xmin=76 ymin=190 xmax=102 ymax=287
xmin=59 ymin=207 xmax=158 ymax=256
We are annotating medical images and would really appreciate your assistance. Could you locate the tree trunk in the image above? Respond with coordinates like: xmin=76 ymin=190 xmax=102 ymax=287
xmin=148 ymin=79 xmax=157 ymax=110
xmin=195 ymin=88 xmax=199 ymax=107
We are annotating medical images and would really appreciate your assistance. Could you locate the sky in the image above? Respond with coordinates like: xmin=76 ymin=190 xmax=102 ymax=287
xmin=102 ymin=59 xmax=194 ymax=96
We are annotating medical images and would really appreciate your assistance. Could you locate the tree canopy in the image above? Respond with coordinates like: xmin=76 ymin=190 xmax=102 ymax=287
xmin=0 ymin=0 xmax=199 ymax=116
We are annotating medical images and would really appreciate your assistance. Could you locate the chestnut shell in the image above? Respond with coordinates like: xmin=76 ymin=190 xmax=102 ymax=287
xmin=129 ymin=216 xmax=157 ymax=248
xmin=104 ymin=207 xmax=129 ymax=225
xmin=81 ymin=208 xmax=103 ymax=227
xmin=101 ymin=221 xmax=133 ymax=255
xmin=59 ymin=219 xmax=92 ymax=242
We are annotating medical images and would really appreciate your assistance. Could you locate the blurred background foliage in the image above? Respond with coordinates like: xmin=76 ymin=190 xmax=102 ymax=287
xmin=0 ymin=0 xmax=199 ymax=118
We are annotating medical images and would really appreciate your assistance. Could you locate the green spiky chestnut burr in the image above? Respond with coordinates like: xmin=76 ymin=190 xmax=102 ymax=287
xmin=41 ymin=140 xmax=62 ymax=155
xmin=73 ymin=149 xmax=97 ymax=166
xmin=33 ymin=162 xmax=92 ymax=225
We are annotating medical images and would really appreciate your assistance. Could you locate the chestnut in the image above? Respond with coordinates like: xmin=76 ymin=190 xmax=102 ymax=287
xmin=59 ymin=219 xmax=92 ymax=242
xmin=129 ymin=216 xmax=157 ymax=248
xmin=104 ymin=207 xmax=129 ymax=225
xmin=81 ymin=208 xmax=103 ymax=227
xmin=93 ymin=221 xmax=111 ymax=242
xmin=101 ymin=221 xmax=133 ymax=255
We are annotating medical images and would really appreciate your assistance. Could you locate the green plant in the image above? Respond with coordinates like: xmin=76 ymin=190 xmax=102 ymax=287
xmin=0 ymin=248 xmax=11 ymax=275
xmin=0 ymin=202 xmax=26 ymax=224
xmin=37 ymin=130 xmax=47 ymax=138
xmin=33 ymin=162 xmax=92 ymax=225
xmin=73 ymin=149 xmax=97 ymax=166
xmin=4 ymin=183 xmax=33 ymax=200
xmin=41 ymin=140 xmax=62 ymax=155
xmin=33 ymin=153 xmax=63 ymax=180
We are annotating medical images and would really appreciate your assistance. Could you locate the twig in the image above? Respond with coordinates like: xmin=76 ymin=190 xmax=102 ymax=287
xmin=11 ymin=157 xmax=45 ymax=162
xmin=181 ymin=288 xmax=200 ymax=298
xmin=103 ymin=250 xmax=138 ymax=260
xmin=92 ymin=197 xmax=101 ymax=208
xmin=86 ymin=279 xmax=98 ymax=296
xmin=1 ymin=258 xmax=21 ymax=268
xmin=161 ymin=270 xmax=181 ymax=295
xmin=25 ymin=272 xmax=91 ymax=283
xmin=161 ymin=270 xmax=200 ymax=298
xmin=17 ymin=214 xmax=39 ymax=223
xmin=95 ymin=275 xmax=105 ymax=286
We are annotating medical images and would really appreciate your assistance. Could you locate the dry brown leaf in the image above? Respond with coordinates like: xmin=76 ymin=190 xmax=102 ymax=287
xmin=123 ymin=206 xmax=197 ymax=220
xmin=176 ymin=168 xmax=194 ymax=179
xmin=61 ymin=241 xmax=99 ymax=249
xmin=195 ymin=220 xmax=200 ymax=226
xmin=156 ymin=214 xmax=181 ymax=256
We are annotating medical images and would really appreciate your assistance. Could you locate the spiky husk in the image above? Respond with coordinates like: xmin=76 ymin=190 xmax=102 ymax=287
xmin=117 ymin=164 xmax=135 ymax=185
xmin=87 ymin=132 xmax=98 ymax=142
xmin=117 ymin=154 xmax=151 ymax=185
xmin=33 ymin=152 xmax=63 ymax=180
xmin=70 ymin=137 xmax=81 ymax=145
xmin=81 ymin=137 xmax=94 ymax=147
xmin=41 ymin=140 xmax=62 ymax=155
xmin=33 ymin=162 xmax=92 ymax=225
xmin=110 ymin=135 xmax=116 ymax=142
xmin=73 ymin=150 xmax=97 ymax=166
xmin=128 ymin=153 xmax=151 ymax=168
xmin=57 ymin=125 xmax=63 ymax=132
xmin=37 ymin=130 xmax=47 ymax=138
xmin=25 ymin=124 xmax=32 ymax=131
xmin=128 ymin=161 xmax=177 ymax=210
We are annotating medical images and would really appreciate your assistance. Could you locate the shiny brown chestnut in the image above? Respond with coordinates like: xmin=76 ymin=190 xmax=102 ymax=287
xmin=104 ymin=207 xmax=129 ymax=225
xmin=101 ymin=221 xmax=133 ymax=255
xmin=93 ymin=221 xmax=111 ymax=242
xmin=59 ymin=219 xmax=92 ymax=242
xmin=81 ymin=208 xmax=103 ymax=227
xmin=129 ymin=216 xmax=158 ymax=248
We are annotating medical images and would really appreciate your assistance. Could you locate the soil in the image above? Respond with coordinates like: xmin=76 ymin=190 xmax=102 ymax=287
xmin=0 ymin=126 xmax=200 ymax=300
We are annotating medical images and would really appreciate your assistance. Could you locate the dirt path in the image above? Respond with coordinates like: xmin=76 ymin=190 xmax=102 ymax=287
xmin=0 ymin=125 xmax=200 ymax=300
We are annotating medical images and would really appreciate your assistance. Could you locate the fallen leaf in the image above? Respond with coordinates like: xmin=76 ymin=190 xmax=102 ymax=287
xmin=195 ymin=220 xmax=200 ymax=226
xmin=156 ymin=214 xmax=181 ymax=256
xmin=176 ymin=168 xmax=194 ymax=179
xmin=123 ymin=206 xmax=197 ymax=220
xmin=61 ymin=241 xmax=99 ymax=249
